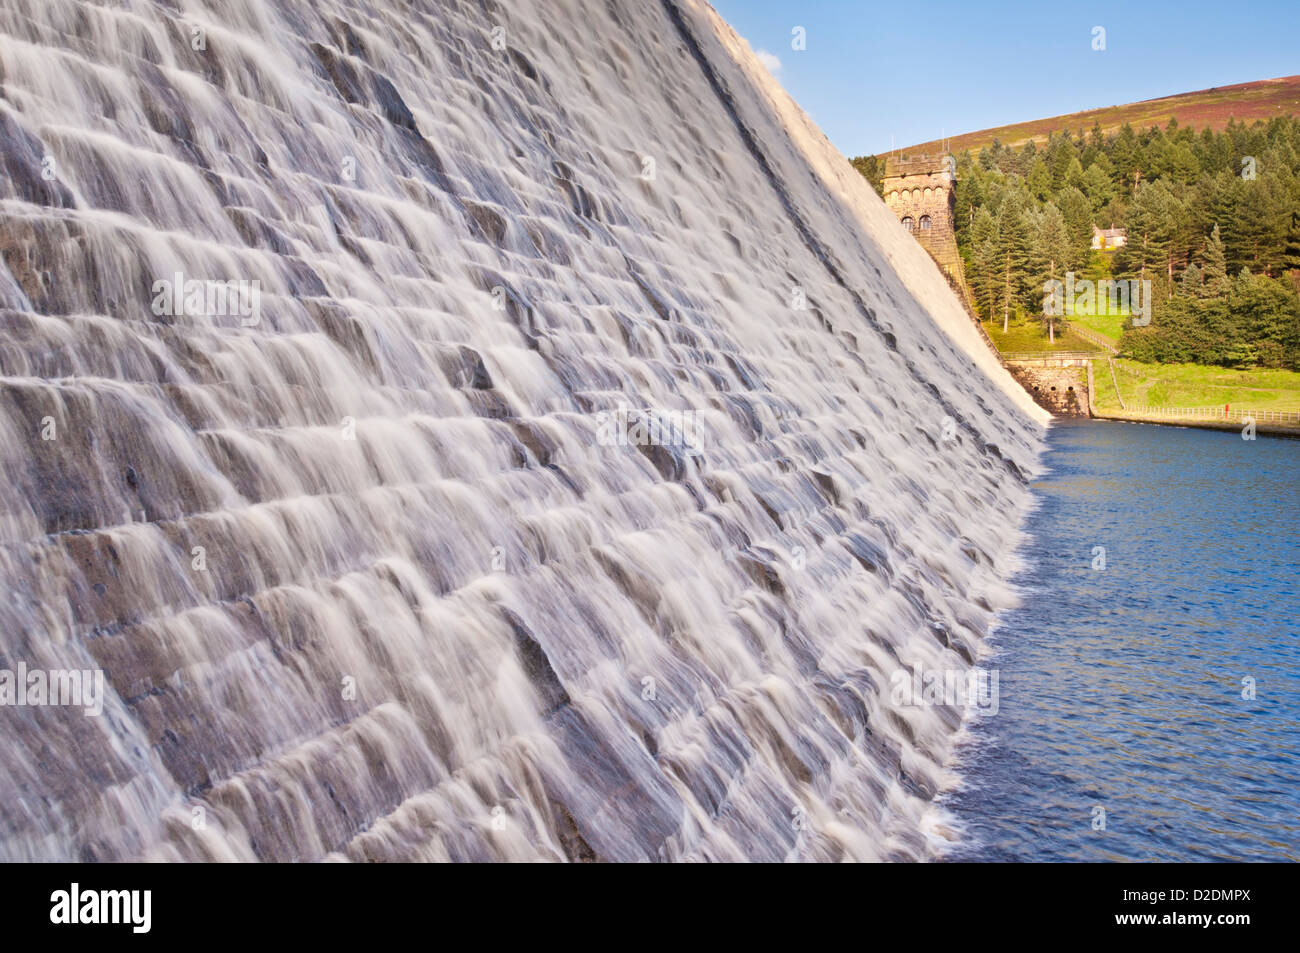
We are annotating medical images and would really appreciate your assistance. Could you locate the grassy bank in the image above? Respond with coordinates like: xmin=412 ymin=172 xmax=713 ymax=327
xmin=979 ymin=316 xmax=1300 ymax=420
xmin=1069 ymin=310 xmax=1125 ymax=346
xmin=1092 ymin=360 xmax=1300 ymax=413
xmin=982 ymin=319 xmax=1107 ymax=354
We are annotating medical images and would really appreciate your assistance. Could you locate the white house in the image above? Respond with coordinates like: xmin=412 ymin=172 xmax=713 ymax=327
xmin=1091 ymin=226 xmax=1127 ymax=251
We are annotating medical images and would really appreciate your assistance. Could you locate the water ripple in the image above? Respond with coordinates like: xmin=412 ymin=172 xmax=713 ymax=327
xmin=944 ymin=419 xmax=1299 ymax=862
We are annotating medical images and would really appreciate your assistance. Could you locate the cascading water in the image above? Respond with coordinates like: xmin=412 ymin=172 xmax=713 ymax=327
xmin=0 ymin=0 xmax=1046 ymax=862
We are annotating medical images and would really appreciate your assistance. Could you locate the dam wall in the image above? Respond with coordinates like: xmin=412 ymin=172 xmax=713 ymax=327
xmin=0 ymin=0 xmax=1044 ymax=861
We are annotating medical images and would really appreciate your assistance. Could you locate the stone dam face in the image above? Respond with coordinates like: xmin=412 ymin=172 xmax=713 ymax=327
xmin=0 ymin=0 xmax=1046 ymax=861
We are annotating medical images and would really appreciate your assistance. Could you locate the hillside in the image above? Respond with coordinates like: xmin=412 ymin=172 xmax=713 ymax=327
xmin=890 ymin=74 xmax=1300 ymax=157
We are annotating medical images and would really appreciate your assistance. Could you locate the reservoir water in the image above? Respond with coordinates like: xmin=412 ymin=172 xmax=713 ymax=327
xmin=944 ymin=419 xmax=1299 ymax=862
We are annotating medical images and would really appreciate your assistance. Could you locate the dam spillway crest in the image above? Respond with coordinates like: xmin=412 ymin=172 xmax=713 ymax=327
xmin=0 ymin=0 xmax=1044 ymax=861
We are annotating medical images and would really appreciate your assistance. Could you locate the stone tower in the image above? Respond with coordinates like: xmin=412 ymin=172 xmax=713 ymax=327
xmin=882 ymin=155 xmax=963 ymax=284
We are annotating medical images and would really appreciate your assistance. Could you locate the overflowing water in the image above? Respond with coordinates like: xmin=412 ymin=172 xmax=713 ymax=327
xmin=944 ymin=420 xmax=1299 ymax=862
xmin=0 ymin=0 xmax=1044 ymax=861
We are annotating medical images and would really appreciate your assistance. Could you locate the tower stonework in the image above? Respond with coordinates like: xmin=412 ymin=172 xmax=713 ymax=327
xmin=882 ymin=155 xmax=963 ymax=284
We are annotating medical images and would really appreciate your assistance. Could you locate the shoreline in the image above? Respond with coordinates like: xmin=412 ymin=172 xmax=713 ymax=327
xmin=1089 ymin=408 xmax=1300 ymax=439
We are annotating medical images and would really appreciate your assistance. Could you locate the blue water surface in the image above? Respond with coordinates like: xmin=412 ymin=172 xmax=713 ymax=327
xmin=945 ymin=419 xmax=1299 ymax=862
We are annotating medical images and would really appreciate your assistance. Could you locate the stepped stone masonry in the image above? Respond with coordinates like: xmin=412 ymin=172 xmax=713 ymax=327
xmin=0 ymin=0 xmax=1047 ymax=862
xmin=882 ymin=155 xmax=963 ymax=282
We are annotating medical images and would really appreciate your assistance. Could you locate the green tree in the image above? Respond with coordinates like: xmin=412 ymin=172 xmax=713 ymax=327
xmin=850 ymin=155 xmax=884 ymax=195
xmin=1032 ymin=203 xmax=1071 ymax=342
xmin=1230 ymin=175 xmax=1288 ymax=275
xmin=1063 ymin=155 xmax=1086 ymax=192
xmin=1169 ymin=143 xmax=1201 ymax=184
xmin=1203 ymin=223 xmax=1229 ymax=296
xmin=994 ymin=193 xmax=1032 ymax=332
xmin=1282 ymin=210 xmax=1300 ymax=273
xmin=1080 ymin=163 xmax=1115 ymax=213
xmin=1230 ymin=269 xmax=1300 ymax=367
xmin=966 ymin=207 xmax=1000 ymax=321
xmin=1026 ymin=155 xmax=1052 ymax=201
xmin=1055 ymin=186 xmax=1094 ymax=268
xmin=1125 ymin=180 xmax=1181 ymax=287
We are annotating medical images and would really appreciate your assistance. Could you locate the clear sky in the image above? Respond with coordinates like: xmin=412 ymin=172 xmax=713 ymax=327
xmin=708 ymin=0 xmax=1300 ymax=157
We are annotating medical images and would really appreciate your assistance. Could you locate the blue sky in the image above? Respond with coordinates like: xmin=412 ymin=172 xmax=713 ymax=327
xmin=709 ymin=0 xmax=1300 ymax=157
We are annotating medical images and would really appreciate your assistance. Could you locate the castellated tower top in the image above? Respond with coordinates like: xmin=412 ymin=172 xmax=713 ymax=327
xmin=882 ymin=154 xmax=956 ymax=179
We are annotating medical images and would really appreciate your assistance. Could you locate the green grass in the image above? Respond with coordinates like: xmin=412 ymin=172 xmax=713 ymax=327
xmin=1092 ymin=360 xmax=1300 ymax=412
xmin=983 ymin=319 xmax=1107 ymax=354
xmin=1062 ymin=253 xmax=1128 ymax=345
xmin=1069 ymin=309 xmax=1126 ymax=345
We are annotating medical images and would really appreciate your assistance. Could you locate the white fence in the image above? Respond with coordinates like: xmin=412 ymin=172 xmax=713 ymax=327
xmin=1068 ymin=324 xmax=1120 ymax=354
xmin=1122 ymin=404 xmax=1300 ymax=425
xmin=1002 ymin=350 xmax=1104 ymax=362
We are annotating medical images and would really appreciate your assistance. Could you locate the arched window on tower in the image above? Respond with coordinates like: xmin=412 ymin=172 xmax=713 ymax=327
xmin=919 ymin=215 xmax=932 ymax=230
xmin=901 ymin=216 xmax=914 ymax=232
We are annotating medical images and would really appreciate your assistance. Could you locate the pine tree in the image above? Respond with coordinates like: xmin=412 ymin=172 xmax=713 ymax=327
xmin=1167 ymin=142 xmax=1201 ymax=184
xmin=1112 ymin=124 xmax=1141 ymax=192
xmin=1203 ymin=224 xmax=1229 ymax=297
xmin=850 ymin=155 xmax=884 ymax=195
xmin=1126 ymin=181 xmax=1180 ymax=287
xmin=1231 ymin=176 xmax=1288 ymax=275
xmin=1033 ymin=203 xmax=1071 ymax=342
xmin=1205 ymin=173 xmax=1244 ymax=269
xmin=1061 ymin=153 xmax=1085 ymax=192
xmin=974 ymin=236 xmax=1000 ymax=322
xmin=1081 ymin=163 xmax=1114 ymax=213
xmin=994 ymin=193 xmax=1032 ymax=332
xmin=1047 ymin=132 xmax=1075 ymax=190
xmin=1027 ymin=155 xmax=1052 ymax=201
xmin=1283 ymin=211 xmax=1300 ymax=274
xmin=1055 ymin=186 xmax=1094 ymax=269
xmin=966 ymin=207 xmax=999 ymax=321
xmin=953 ymin=158 xmax=985 ymax=229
